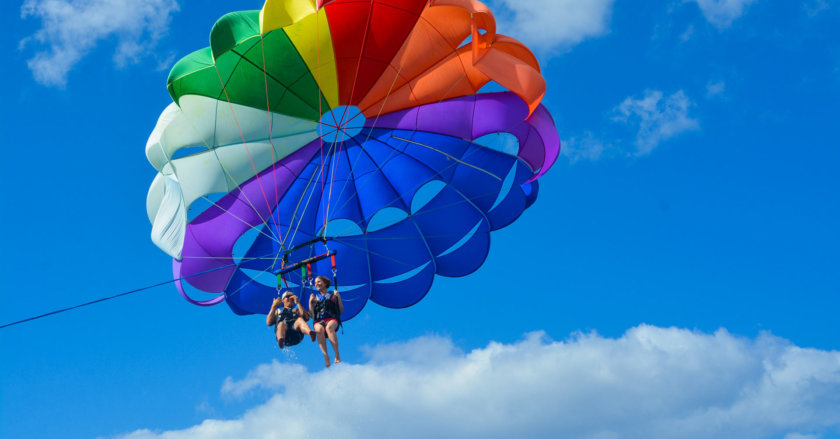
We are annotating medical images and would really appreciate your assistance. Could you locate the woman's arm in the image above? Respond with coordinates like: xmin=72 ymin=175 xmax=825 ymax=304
xmin=335 ymin=290 xmax=344 ymax=315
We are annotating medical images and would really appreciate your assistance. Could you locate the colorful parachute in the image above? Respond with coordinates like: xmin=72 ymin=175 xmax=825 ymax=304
xmin=145 ymin=0 xmax=560 ymax=320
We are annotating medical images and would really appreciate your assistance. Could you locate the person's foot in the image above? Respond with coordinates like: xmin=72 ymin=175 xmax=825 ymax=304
xmin=335 ymin=358 xmax=341 ymax=365
xmin=324 ymin=357 xmax=331 ymax=367
xmin=277 ymin=339 xmax=285 ymax=349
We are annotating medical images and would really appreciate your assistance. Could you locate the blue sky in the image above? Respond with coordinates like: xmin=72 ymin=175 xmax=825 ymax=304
xmin=1 ymin=0 xmax=838 ymax=438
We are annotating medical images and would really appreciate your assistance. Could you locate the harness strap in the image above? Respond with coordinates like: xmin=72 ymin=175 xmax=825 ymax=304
xmin=330 ymin=253 xmax=339 ymax=291
xmin=300 ymin=265 xmax=308 ymax=297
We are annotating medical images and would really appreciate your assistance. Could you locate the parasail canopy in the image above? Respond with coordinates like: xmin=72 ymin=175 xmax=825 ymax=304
xmin=145 ymin=0 xmax=560 ymax=320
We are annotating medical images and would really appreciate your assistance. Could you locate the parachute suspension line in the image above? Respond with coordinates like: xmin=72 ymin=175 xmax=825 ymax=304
xmin=323 ymin=0 xmax=373 ymax=238
xmin=197 ymin=195 xmax=281 ymax=245
xmin=428 ymin=13 xmax=487 ymax=110
xmin=213 ymin=248 xmax=313 ymax=302
xmin=379 ymin=9 xmax=488 ymax=149
xmin=224 ymin=251 xmax=300 ymax=298
xmin=281 ymin=140 xmax=338 ymax=249
xmin=324 ymin=132 xmax=344 ymax=238
xmin=321 ymin=47 xmax=415 ymax=210
xmin=184 ymin=53 xmax=319 ymax=302
xmin=199 ymin=147 xmax=283 ymax=246
xmin=325 ymin=136 xmax=420 ymax=238
xmin=392 ymin=136 xmax=502 ymax=181
xmin=324 ymin=135 xmax=508 ymax=241
xmin=319 ymin=2 xmax=467 ymax=245
xmin=356 ymin=2 xmax=422 ymax=135
xmin=258 ymin=32 xmax=284 ymax=249
xmin=155 ymin=91 xmax=283 ymax=248
xmin=340 ymin=0 xmax=374 ymax=129
xmin=316 ymin=8 xmax=328 ymax=241
xmin=257 ymin=30 xmax=312 ymax=274
xmin=318 ymin=117 xmax=344 ymax=240
xmin=325 ymin=4 xmax=468 ymax=223
xmin=212 ymin=63 xmax=283 ymax=244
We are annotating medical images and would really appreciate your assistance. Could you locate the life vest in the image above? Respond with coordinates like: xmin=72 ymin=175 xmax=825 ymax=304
xmin=312 ymin=291 xmax=340 ymax=322
xmin=276 ymin=306 xmax=299 ymax=326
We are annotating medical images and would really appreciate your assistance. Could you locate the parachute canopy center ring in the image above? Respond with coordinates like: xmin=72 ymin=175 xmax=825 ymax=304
xmin=319 ymin=106 xmax=365 ymax=143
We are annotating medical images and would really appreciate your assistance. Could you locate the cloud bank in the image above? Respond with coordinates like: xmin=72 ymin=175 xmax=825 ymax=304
xmin=491 ymin=0 xmax=614 ymax=54
xmin=687 ymin=0 xmax=759 ymax=28
xmin=115 ymin=325 xmax=840 ymax=439
xmin=20 ymin=0 xmax=179 ymax=87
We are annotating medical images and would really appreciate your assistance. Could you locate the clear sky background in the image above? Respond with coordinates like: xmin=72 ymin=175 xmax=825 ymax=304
xmin=1 ymin=1 xmax=839 ymax=438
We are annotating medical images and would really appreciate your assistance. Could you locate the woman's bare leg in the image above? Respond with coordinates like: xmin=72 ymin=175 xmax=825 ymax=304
xmin=326 ymin=320 xmax=341 ymax=364
xmin=314 ymin=322 xmax=330 ymax=367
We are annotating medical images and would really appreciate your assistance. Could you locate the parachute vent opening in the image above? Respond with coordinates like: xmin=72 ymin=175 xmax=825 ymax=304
xmin=411 ymin=180 xmax=446 ymax=214
xmin=188 ymin=193 xmax=226 ymax=221
xmin=366 ymin=207 xmax=409 ymax=233
xmin=374 ymin=262 xmax=431 ymax=285
xmin=319 ymin=106 xmax=365 ymax=143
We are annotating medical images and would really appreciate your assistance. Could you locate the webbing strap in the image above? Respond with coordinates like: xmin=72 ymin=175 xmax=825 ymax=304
xmin=330 ymin=253 xmax=339 ymax=291
xmin=300 ymin=265 xmax=308 ymax=297
xmin=277 ymin=273 xmax=289 ymax=289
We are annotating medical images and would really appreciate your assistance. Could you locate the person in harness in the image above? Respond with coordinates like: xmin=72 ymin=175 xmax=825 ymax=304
xmin=266 ymin=291 xmax=316 ymax=349
xmin=309 ymin=275 xmax=343 ymax=367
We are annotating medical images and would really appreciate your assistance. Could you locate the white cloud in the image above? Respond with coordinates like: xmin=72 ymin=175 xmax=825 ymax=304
xmin=490 ymin=0 xmax=614 ymax=55
xmin=20 ymin=0 xmax=179 ymax=87
xmin=220 ymin=362 xmax=308 ymax=398
xmin=687 ymin=0 xmax=759 ymax=28
xmin=785 ymin=434 xmax=823 ymax=439
xmin=706 ymin=80 xmax=726 ymax=98
xmin=804 ymin=0 xmax=833 ymax=16
xmin=680 ymin=24 xmax=696 ymax=42
xmin=562 ymin=132 xmax=608 ymax=162
xmin=113 ymin=325 xmax=840 ymax=439
xmin=613 ymin=89 xmax=699 ymax=155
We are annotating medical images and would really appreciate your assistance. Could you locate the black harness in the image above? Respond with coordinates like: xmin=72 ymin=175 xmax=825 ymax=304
xmin=276 ymin=306 xmax=299 ymax=327
xmin=312 ymin=292 xmax=341 ymax=323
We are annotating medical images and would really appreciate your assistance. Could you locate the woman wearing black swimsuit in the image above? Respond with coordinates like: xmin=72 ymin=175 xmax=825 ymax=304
xmin=309 ymin=276 xmax=343 ymax=367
